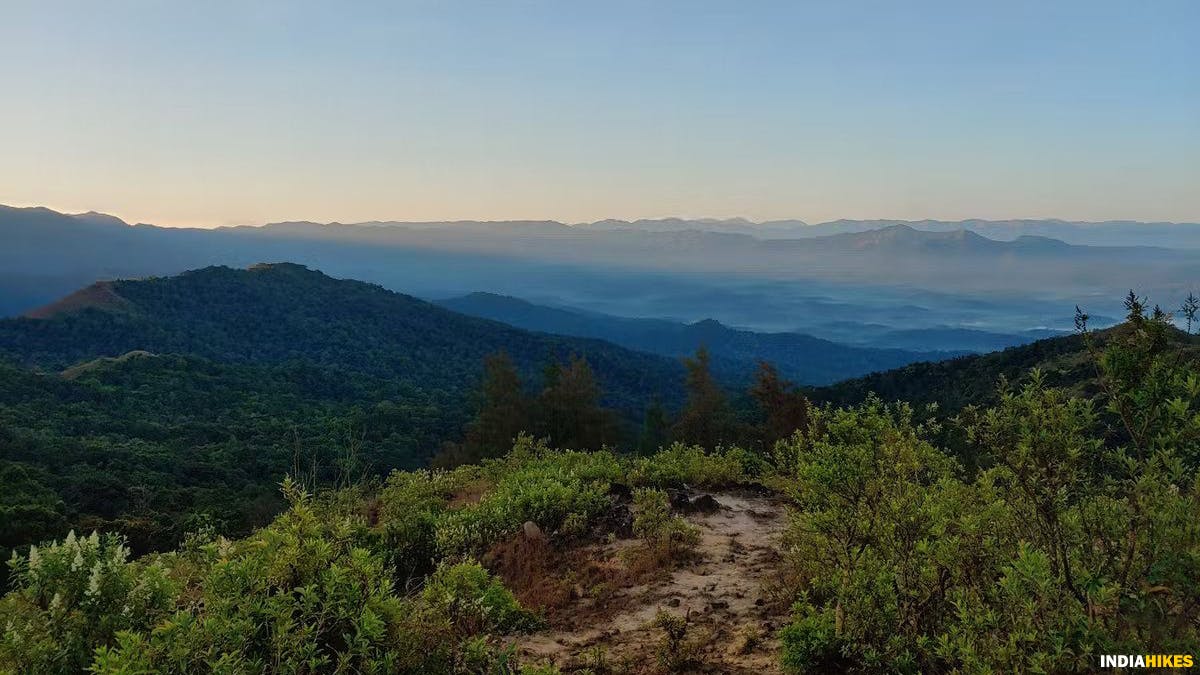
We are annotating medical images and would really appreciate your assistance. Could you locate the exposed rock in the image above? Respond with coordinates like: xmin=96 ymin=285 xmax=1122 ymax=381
xmin=690 ymin=494 xmax=722 ymax=514
xmin=592 ymin=502 xmax=634 ymax=539
xmin=523 ymin=521 xmax=544 ymax=541
xmin=668 ymin=489 xmax=692 ymax=511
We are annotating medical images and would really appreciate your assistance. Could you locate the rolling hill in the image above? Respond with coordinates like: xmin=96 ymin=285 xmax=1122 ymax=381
xmin=811 ymin=324 xmax=1200 ymax=412
xmin=0 ymin=263 xmax=694 ymax=559
xmin=437 ymin=291 xmax=961 ymax=385
xmin=1 ymin=262 xmax=684 ymax=412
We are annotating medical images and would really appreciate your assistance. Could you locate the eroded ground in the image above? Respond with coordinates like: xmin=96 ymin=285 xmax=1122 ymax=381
xmin=496 ymin=490 xmax=791 ymax=673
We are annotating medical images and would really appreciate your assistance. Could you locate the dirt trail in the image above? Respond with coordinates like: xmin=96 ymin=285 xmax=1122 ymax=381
xmin=516 ymin=491 xmax=791 ymax=673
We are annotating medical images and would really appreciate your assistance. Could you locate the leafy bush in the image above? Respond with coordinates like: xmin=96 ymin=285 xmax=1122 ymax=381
xmin=421 ymin=561 xmax=540 ymax=636
xmin=629 ymin=443 xmax=746 ymax=487
xmin=778 ymin=304 xmax=1200 ymax=673
xmin=779 ymin=608 xmax=841 ymax=672
xmin=631 ymin=489 xmax=700 ymax=557
xmin=0 ymin=531 xmax=175 ymax=674
xmin=435 ymin=437 xmax=620 ymax=554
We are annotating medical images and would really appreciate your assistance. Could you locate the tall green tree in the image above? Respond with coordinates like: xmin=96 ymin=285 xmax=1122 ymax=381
xmin=461 ymin=352 xmax=529 ymax=461
xmin=748 ymin=361 xmax=811 ymax=449
xmin=672 ymin=347 xmax=734 ymax=448
xmin=637 ymin=398 xmax=671 ymax=455
xmin=533 ymin=354 xmax=617 ymax=450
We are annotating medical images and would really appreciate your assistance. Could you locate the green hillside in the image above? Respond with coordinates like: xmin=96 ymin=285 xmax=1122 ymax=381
xmin=812 ymin=323 xmax=1200 ymax=412
xmin=2 ymin=263 xmax=683 ymax=413
xmin=0 ymin=265 xmax=698 ymax=568
xmin=1 ymin=302 xmax=1197 ymax=673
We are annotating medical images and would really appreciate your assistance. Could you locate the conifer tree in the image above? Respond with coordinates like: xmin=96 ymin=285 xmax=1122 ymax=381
xmin=637 ymin=398 xmax=671 ymax=455
xmin=749 ymin=361 xmax=811 ymax=448
xmin=533 ymin=354 xmax=616 ymax=450
xmin=1180 ymin=292 xmax=1199 ymax=334
xmin=461 ymin=351 xmax=529 ymax=461
xmin=672 ymin=346 xmax=734 ymax=449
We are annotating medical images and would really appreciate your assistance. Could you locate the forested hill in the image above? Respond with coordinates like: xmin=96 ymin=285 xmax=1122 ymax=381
xmin=1 ymin=263 xmax=683 ymax=412
xmin=0 ymin=264 xmax=693 ymax=564
xmin=812 ymin=322 xmax=1200 ymax=412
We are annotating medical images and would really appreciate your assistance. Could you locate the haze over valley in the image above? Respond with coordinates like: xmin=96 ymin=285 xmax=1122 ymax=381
xmin=5 ymin=205 xmax=1195 ymax=353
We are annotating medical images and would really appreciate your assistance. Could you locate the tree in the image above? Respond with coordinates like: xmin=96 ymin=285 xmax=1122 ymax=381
xmin=1180 ymin=292 xmax=1199 ymax=334
xmin=461 ymin=352 xmax=529 ymax=461
xmin=672 ymin=347 xmax=734 ymax=449
xmin=637 ymin=399 xmax=671 ymax=455
xmin=532 ymin=354 xmax=616 ymax=450
xmin=748 ymin=361 xmax=811 ymax=449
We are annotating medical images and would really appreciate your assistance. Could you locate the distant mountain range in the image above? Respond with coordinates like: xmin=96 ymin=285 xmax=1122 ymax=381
xmin=578 ymin=217 xmax=1200 ymax=248
xmin=437 ymin=292 xmax=961 ymax=385
xmin=2 ymin=204 xmax=1195 ymax=345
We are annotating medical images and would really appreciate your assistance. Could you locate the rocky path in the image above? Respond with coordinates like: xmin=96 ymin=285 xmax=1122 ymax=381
xmin=516 ymin=491 xmax=791 ymax=673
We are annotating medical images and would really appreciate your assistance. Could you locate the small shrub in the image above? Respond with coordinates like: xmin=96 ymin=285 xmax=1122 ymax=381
xmin=631 ymin=489 xmax=700 ymax=557
xmin=631 ymin=444 xmax=746 ymax=488
xmin=0 ymin=531 xmax=175 ymax=675
xmin=421 ymin=561 xmax=541 ymax=636
xmin=779 ymin=608 xmax=842 ymax=673
xmin=652 ymin=609 xmax=702 ymax=672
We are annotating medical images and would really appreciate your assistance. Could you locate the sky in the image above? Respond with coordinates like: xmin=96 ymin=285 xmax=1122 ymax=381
xmin=1 ymin=1 xmax=1197 ymax=228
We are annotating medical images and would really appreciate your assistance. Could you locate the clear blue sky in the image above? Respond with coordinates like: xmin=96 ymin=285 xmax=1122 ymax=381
xmin=2 ymin=1 xmax=1196 ymax=226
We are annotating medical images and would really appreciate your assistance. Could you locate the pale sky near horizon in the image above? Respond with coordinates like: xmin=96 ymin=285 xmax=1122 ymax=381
xmin=1 ymin=1 xmax=1197 ymax=228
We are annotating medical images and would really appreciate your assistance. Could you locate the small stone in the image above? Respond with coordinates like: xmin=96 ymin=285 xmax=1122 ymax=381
xmin=522 ymin=521 xmax=544 ymax=540
xmin=690 ymin=494 xmax=721 ymax=513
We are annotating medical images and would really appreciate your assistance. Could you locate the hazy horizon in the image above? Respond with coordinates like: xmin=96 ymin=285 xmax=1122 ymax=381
xmin=3 ymin=1 xmax=1197 ymax=228
xmin=6 ymin=200 xmax=1200 ymax=231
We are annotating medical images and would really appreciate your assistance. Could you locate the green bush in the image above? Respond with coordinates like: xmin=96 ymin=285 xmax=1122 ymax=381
xmin=777 ymin=306 xmax=1200 ymax=672
xmin=435 ymin=437 xmax=619 ymax=554
xmin=629 ymin=443 xmax=746 ymax=487
xmin=779 ymin=608 xmax=841 ymax=672
xmin=0 ymin=531 xmax=175 ymax=674
xmin=631 ymin=489 xmax=700 ymax=556
xmin=421 ymin=561 xmax=540 ymax=636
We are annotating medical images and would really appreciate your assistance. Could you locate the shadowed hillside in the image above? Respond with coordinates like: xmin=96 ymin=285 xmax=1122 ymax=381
xmin=812 ymin=322 xmax=1200 ymax=412
xmin=438 ymin=291 xmax=961 ymax=385
xmin=3 ymin=263 xmax=683 ymax=413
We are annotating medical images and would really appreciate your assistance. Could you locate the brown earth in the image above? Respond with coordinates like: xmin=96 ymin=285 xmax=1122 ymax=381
xmin=498 ymin=491 xmax=792 ymax=673
xmin=24 ymin=280 xmax=131 ymax=319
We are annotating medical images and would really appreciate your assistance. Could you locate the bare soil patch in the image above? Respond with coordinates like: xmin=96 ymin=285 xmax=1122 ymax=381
xmin=501 ymin=490 xmax=791 ymax=673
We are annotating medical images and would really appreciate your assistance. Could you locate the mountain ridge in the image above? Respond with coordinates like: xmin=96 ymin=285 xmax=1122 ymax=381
xmin=0 ymin=263 xmax=687 ymax=415
xmin=9 ymin=203 xmax=1200 ymax=246
xmin=3 ymin=205 xmax=1196 ymax=345
xmin=437 ymin=291 xmax=961 ymax=385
